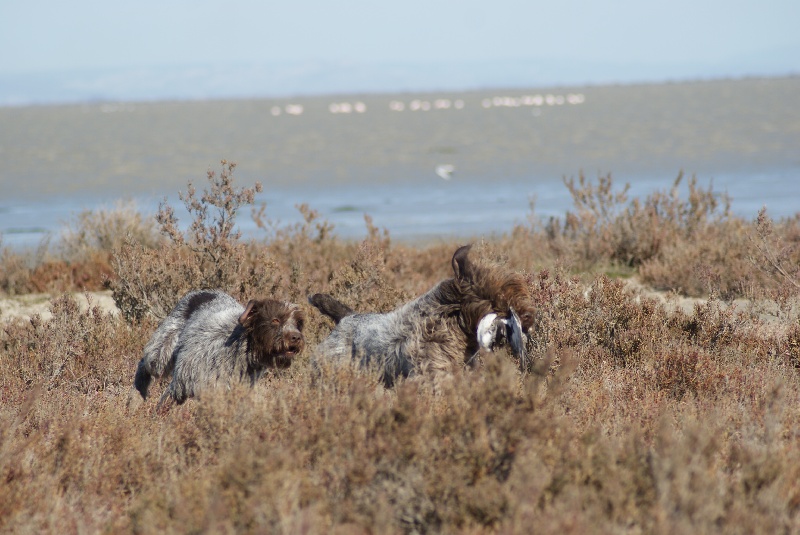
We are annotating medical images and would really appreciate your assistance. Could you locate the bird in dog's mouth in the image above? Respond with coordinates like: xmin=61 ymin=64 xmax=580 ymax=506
xmin=475 ymin=307 xmax=528 ymax=370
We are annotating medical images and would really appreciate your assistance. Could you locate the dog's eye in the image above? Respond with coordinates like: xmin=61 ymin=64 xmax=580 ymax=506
xmin=271 ymin=318 xmax=281 ymax=325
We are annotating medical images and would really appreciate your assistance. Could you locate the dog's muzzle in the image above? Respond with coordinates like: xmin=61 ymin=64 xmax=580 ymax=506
xmin=281 ymin=330 xmax=305 ymax=358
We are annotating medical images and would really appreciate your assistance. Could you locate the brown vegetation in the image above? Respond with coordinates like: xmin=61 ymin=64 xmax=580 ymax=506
xmin=1 ymin=164 xmax=799 ymax=533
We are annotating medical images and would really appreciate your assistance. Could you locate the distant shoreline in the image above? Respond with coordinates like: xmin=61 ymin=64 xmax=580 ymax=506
xmin=2 ymin=73 xmax=797 ymax=109
xmin=2 ymin=76 xmax=798 ymax=249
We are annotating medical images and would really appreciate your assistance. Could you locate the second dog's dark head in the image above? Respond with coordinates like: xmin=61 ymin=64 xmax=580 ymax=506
xmin=238 ymin=299 xmax=306 ymax=368
xmin=450 ymin=245 xmax=536 ymax=337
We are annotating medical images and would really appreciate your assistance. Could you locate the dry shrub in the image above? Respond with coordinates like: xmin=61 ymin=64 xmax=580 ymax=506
xmin=0 ymin=352 xmax=572 ymax=534
xmin=109 ymin=239 xmax=205 ymax=321
xmin=325 ymin=239 xmax=409 ymax=314
xmin=6 ymin=169 xmax=797 ymax=307
xmin=531 ymin=173 xmax=772 ymax=299
xmin=527 ymin=270 xmax=669 ymax=369
xmin=24 ymin=250 xmax=117 ymax=293
xmin=0 ymin=202 xmax=158 ymax=296
xmin=3 ymin=164 xmax=800 ymax=533
xmin=649 ymin=343 xmax=722 ymax=400
xmin=0 ymin=245 xmax=37 ymax=296
xmin=675 ymin=298 xmax=752 ymax=351
xmin=746 ymin=209 xmax=800 ymax=318
xmin=59 ymin=200 xmax=160 ymax=261
xmin=111 ymin=161 xmax=281 ymax=321
xmin=2 ymin=244 xmax=800 ymax=533
xmin=1 ymin=294 xmax=145 ymax=398
xmin=541 ymin=172 xmax=632 ymax=268
xmin=156 ymin=160 xmax=262 ymax=291
xmin=260 ymin=202 xmax=354 ymax=302
xmin=779 ymin=322 xmax=800 ymax=368
xmin=638 ymin=218 xmax=753 ymax=298
xmin=636 ymin=196 xmax=760 ymax=299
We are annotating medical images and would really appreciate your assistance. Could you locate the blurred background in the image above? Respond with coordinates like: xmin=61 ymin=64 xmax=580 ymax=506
xmin=1 ymin=0 xmax=799 ymax=246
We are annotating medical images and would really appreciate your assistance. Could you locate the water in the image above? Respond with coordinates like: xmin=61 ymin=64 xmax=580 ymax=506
xmin=1 ymin=77 xmax=799 ymax=249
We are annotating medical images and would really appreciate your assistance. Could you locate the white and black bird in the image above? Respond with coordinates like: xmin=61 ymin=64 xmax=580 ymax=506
xmin=477 ymin=312 xmax=502 ymax=351
xmin=475 ymin=307 xmax=528 ymax=371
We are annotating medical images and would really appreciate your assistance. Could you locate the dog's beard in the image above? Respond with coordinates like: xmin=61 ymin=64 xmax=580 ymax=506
xmin=273 ymin=353 xmax=294 ymax=368
xmin=271 ymin=336 xmax=304 ymax=368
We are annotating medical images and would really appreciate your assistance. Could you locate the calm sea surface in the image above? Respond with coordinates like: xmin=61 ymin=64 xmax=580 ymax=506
xmin=1 ymin=77 xmax=799 ymax=249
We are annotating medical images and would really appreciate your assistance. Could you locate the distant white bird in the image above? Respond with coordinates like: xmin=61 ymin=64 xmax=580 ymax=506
xmin=285 ymin=104 xmax=304 ymax=115
xmin=567 ymin=93 xmax=586 ymax=105
xmin=435 ymin=164 xmax=455 ymax=180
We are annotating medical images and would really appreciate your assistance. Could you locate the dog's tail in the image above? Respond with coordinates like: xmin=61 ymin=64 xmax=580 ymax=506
xmin=309 ymin=294 xmax=355 ymax=324
xmin=133 ymin=359 xmax=153 ymax=399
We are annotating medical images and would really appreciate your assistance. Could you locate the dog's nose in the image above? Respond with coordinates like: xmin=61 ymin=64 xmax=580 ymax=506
xmin=287 ymin=332 xmax=303 ymax=344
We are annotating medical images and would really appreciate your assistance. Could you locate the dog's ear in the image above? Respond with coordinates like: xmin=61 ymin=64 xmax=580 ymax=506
xmin=239 ymin=300 xmax=256 ymax=326
xmin=451 ymin=244 xmax=473 ymax=281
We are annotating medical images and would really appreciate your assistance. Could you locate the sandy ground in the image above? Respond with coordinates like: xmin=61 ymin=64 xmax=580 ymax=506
xmin=0 ymin=290 xmax=118 ymax=323
xmin=625 ymin=277 xmax=789 ymax=333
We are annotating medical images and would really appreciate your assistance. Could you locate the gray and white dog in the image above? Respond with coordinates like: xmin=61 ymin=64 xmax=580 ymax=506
xmin=309 ymin=245 xmax=534 ymax=387
xmin=133 ymin=289 xmax=305 ymax=406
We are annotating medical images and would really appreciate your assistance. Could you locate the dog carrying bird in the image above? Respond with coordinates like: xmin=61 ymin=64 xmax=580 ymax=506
xmin=309 ymin=245 xmax=534 ymax=386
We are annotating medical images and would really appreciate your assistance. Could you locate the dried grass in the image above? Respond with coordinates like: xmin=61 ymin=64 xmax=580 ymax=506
xmin=1 ymin=165 xmax=799 ymax=533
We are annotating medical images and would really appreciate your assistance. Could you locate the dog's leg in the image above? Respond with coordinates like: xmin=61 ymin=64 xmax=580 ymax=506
xmin=133 ymin=359 xmax=153 ymax=399
xmin=155 ymin=388 xmax=175 ymax=412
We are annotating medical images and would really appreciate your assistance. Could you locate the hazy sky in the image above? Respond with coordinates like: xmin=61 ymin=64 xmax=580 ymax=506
xmin=2 ymin=0 xmax=798 ymax=74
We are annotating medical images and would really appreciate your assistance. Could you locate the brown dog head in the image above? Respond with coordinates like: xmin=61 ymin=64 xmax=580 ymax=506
xmin=239 ymin=299 xmax=306 ymax=368
xmin=451 ymin=244 xmax=536 ymax=337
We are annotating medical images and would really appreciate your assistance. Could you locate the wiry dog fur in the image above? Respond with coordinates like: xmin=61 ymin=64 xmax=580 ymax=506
xmin=133 ymin=289 xmax=305 ymax=405
xmin=310 ymin=245 xmax=535 ymax=386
